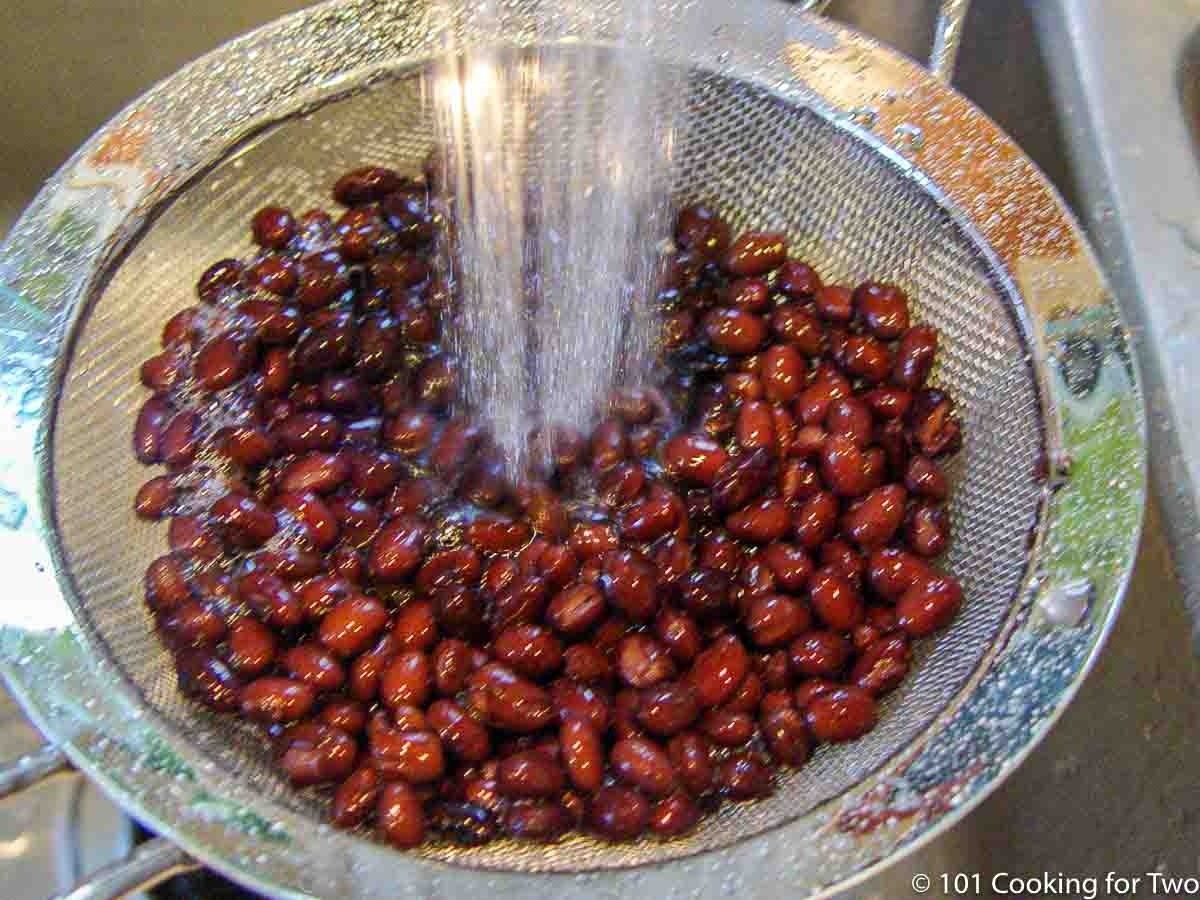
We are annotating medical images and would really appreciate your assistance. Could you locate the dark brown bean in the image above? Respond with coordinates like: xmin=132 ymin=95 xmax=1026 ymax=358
xmin=813 ymin=285 xmax=853 ymax=322
xmin=789 ymin=631 xmax=852 ymax=677
xmin=746 ymin=594 xmax=812 ymax=647
xmin=852 ymin=633 xmax=911 ymax=696
xmin=905 ymin=455 xmax=949 ymax=500
xmin=762 ymin=708 xmax=811 ymax=766
xmin=896 ymin=574 xmax=963 ymax=636
xmin=722 ymin=232 xmax=787 ymax=276
xmin=794 ymin=490 xmax=839 ymax=549
xmin=384 ymin=410 xmax=436 ymax=457
xmin=590 ymin=785 xmax=649 ymax=841
xmin=237 ymin=570 xmax=303 ymax=628
xmin=820 ymin=434 xmax=871 ymax=497
xmin=465 ymin=663 xmax=554 ymax=733
xmin=611 ymin=736 xmax=677 ymax=797
xmin=368 ymin=515 xmax=428 ymax=581
xmin=282 ymin=643 xmax=346 ymax=691
xmin=240 ymin=677 xmax=316 ymax=723
xmin=699 ymin=708 xmax=754 ymax=747
xmin=863 ymin=386 xmax=913 ymax=421
xmin=211 ymin=492 xmax=277 ymax=548
xmin=616 ymin=634 xmax=677 ymax=689
xmin=702 ymin=307 xmax=767 ymax=354
xmin=906 ymin=501 xmax=950 ymax=557
xmin=805 ymin=686 xmax=878 ymax=742
xmin=319 ymin=594 xmax=388 ymax=657
xmin=497 ymin=751 xmax=566 ymax=799
xmin=853 ymin=282 xmax=910 ymax=339
xmin=377 ymin=781 xmax=427 ymax=848
xmin=332 ymin=766 xmax=380 ymax=828
xmin=761 ymin=343 xmax=806 ymax=404
xmin=893 ymin=325 xmax=938 ymax=389
xmin=379 ymin=651 xmax=432 ymax=709
xmin=493 ymin=624 xmax=563 ymax=680
xmin=159 ymin=410 xmax=198 ymax=466
xmin=726 ymin=497 xmax=791 ymax=543
xmin=678 ymin=568 xmax=732 ymax=621
xmin=196 ymin=258 xmax=243 ymax=302
xmin=717 ymin=753 xmax=773 ymax=799
xmin=686 ymin=634 xmax=748 ymax=707
xmin=713 ymin=447 xmax=772 ymax=513
xmin=842 ymin=484 xmax=907 ymax=549
xmin=562 ymin=644 xmax=612 ymax=684
xmin=427 ymin=699 xmax=492 ymax=763
xmin=675 ymin=204 xmax=731 ymax=258
xmin=370 ymin=728 xmax=445 ymax=783
xmin=334 ymin=166 xmax=403 ymax=205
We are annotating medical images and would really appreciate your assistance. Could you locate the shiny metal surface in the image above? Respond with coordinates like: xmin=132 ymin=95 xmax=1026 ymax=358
xmin=0 ymin=1 xmax=1161 ymax=900
xmin=53 ymin=838 xmax=198 ymax=900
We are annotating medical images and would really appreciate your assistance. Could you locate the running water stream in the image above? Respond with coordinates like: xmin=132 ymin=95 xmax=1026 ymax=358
xmin=430 ymin=0 xmax=692 ymax=477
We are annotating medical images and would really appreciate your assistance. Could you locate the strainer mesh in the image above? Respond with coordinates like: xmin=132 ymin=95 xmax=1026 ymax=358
xmin=50 ymin=65 xmax=1043 ymax=870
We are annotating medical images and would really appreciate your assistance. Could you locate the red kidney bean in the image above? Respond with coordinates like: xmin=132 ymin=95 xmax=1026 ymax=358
xmin=775 ymin=259 xmax=822 ymax=298
xmin=380 ymin=651 xmax=432 ymax=708
xmin=755 ymin=649 xmax=791 ymax=690
xmin=207 ymin=492 xmax=275 ymax=548
xmin=277 ymin=451 xmax=348 ymax=495
xmin=294 ymin=253 xmax=351 ymax=310
xmin=225 ymin=617 xmax=277 ymax=676
xmin=298 ymin=575 xmax=352 ymax=621
xmin=813 ymin=285 xmax=853 ymax=322
xmin=282 ymin=643 xmax=346 ymax=691
xmin=217 ymin=425 xmax=275 ymax=466
xmin=237 ymin=299 xmax=302 ymax=346
xmin=370 ymin=727 xmax=445 ymax=783
xmin=678 ymin=568 xmax=731 ymax=622
xmin=493 ymin=624 xmax=563 ymax=679
xmin=761 ymin=343 xmax=806 ymax=404
xmin=588 ymin=418 xmax=628 ymax=472
xmin=820 ymin=434 xmax=871 ymax=497
xmin=842 ymin=484 xmax=907 ymax=550
xmin=794 ymin=379 xmax=848 ymax=428
xmin=745 ymin=594 xmax=812 ymax=648
xmin=465 ymin=663 xmax=554 ymax=733
xmin=596 ymin=463 xmax=642 ymax=509
xmin=610 ymin=736 xmax=677 ymax=797
xmin=139 ymin=349 xmax=184 ymax=393
xmin=412 ymin=548 xmax=479 ymax=596
xmin=661 ymin=433 xmax=728 ymax=487
xmin=545 ymin=583 xmax=605 ymax=638
xmin=852 ymin=633 xmax=911 ymax=696
xmin=319 ymin=594 xmax=388 ymax=657
xmin=368 ymin=515 xmax=428 ymax=581
xmin=759 ymin=542 xmax=811 ymax=592
xmin=561 ymin=645 xmax=610 ymax=685
xmin=491 ymin=574 xmax=548 ymax=634
xmin=863 ymin=386 xmax=912 ymax=421
xmin=717 ymin=753 xmax=773 ymax=799
xmin=240 ymin=677 xmax=316 ymax=723
xmin=463 ymin=513 xmax=529 ymax=554
xmin=657 ymin=607 xmax=700 ymax=662
xmin=703 ymin=307 xmax=767 ymax=355
xmin=319 ymin=699 xmax=368 ymax=735
xmin=910 ymin=390 xmax=962 ymax=458
xmin=686 ymin=634 xmax=748 ymax=707
xmin=331 ymin=765 xmax=380 ymax=828
xmin=722 ymin=232 xmax=787 ymax=276
xmin=793 ymin=490 xmax=838 ymax=549
xmin=893 ymin=325 xmax=938 ymax=389
xmin=724 ymin=373 xmax=764 ymax=404
xmin=163 ymin=600 xmax=226 ymax=646
xmin=805 ymin=686 xmax=877 ymax=742
xmin=733 ymin=401 xmax=773 ymax=452
xmin=550 ymin=718 xmax=602 ymax=793
xmin=427 ymin=699 xmax=492 ymax=763
xmin=133 ymin=476 xmax=175 ymax=520
xmin=497 ymin=751 xmax=565 ymax=799
xmin=728 ymin=673 xmax=768 ymax=717
xmin=854 ymin=282 xmax=910 ymax=339
xmin=792 ymin=678 xmax=838 ymax=710
xmin=551 ymin=679 xmax=611 ymax=734
xmin=808 ymin=567 xmax=865 ymax=630
xmin=905 ymin=455 xmax=949 ymax=500
xmin=258 ymin=347 xmax=293 ymax=395
xmin=663 ymin=732 xmax=711 ymax=797
xmin=789 ymin=631 xmax=852 ymax=677
xmin=175 ymin=651 xmax=242 ymax=711
xmin=377 ymin=781 xmax=427 ymax=848
xmin=194 ymin=334 xmax=255 ymax=392
xmin=159 ymin=411 xmax=198 ymax=466
xmin=896 ymin=573 xmax=963 ymax=636
xmin=866 ymin=547 xmax=933 ymax=601
xmin=720 ymin=276 xmax=768 ymax=313
xmin=825 ymin=397 xmax=872 ymax=448
xmin=712 ymin=447 xmax=771 ymax=515
xmin=162 ymin=307 xmax=198 ymax=346
xmin=906 ymin=501 xmax=950 ymax=557
xmin=382 ymin=410 xmax=434 ymax=457
xmin=820 ymin=539 xmax=865 ymax=584
xmin=244 ymin=256 xmax=300 ymax=296
xmin=599 ymin=549 xmax=657 ymax=622
xmin=645 ymin=793 xmax=700 ymax=838
xmin=252 ymin=548 xmax=322 ymax=579
xmin=237 ymin=570 xmax=303 ymax=628
xmin=699 ymin=707 xmax=754 ymax=747
xmin=196 ymin=258 xmax=242 ymax=301
xmin=774 ymin=459 xmax=816 ymax=506
xmin=589 ymin=784 xmax=649 ymax=841
xmin=497 ymin=801 xmax=568 ymax=842
xmin=391 ymin=599 xmax=438 ymax=650
xmin=761 ymin=708 xmax=811 ymax=767
xmin=333 ymin=166 xmax=403 ymax=205
xmin=725 ymin=497 xmax=791 ymax=543
xmin=770 ymin=303 xmax=824 ymax=357
xmin=132 ymin=395 xmax=172 ymax=464
xmin=431 ymin=639 xmax=471 ymax=696
xmin=616 ymin=634 xmax=677 ymax=689
xmin=842 ymin=334 xmax=892 ymax=384
xmin=696 ymin=536 xmax=741 ymax=579
xmin=635 ymin=680 xmax=701 ymax=736
xmin=326 ymin=496 xmax=379 ymax=547
xmin=675 ymin=204 xmax=731 ymax=257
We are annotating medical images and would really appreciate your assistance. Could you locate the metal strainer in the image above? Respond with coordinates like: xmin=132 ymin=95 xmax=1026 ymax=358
xmin=0 ymin=1 xmax=1144 ymax=897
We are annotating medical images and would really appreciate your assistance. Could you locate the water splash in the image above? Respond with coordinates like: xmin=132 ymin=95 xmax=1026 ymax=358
xmin=430 ymin=0 xmax=693 ymax=476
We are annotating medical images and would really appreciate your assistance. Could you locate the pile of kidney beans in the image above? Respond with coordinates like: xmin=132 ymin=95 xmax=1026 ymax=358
xmin=131 ymin=162 xmax=964 ymax=850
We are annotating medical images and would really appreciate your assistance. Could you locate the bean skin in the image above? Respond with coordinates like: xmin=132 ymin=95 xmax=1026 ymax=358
xmin=686 ymin=634 xmax=748 ymax=707
xmin=239 ymin=677 xmax=316 ymax=723
xmin=133 ymin=396 xmax=172 ymax=463
xmin=675 ymin=204 xmax=731 ymax=258
xmin=776 ymin=259 xmax=822 ymax=299
xmin=736 ymin=401 xmax=775 ymax=451
xmin=377 ymin=782 xmax=427 ymax=848
xmin=590 ymin=785 xmax=650 ymax=841
xmin=717 ymin=753 xmax=773 ymax=800
xmin=893 ymin=325 xmax=938 ymax=389
xmin=794 ymin=490 xmax=839 ymax=549
xmin=789 ymin=631 xmax=852 ymax=677
xmin=726 ymin=497 xmax=792 ymax=543
xmin=746 ymin=594 xmax=812 ymax=647
xmin=668 ymin=732 xmax=715 ymax=796
xmin=896 ymin=574 xmax=963 ymax=636
xmin=852 ymin=633 xmax=911 ymax=696
xmin=237 ymin=570 xmax=304 ymax=628
xmin=813 ymin=285 xmax=853 ymax=322
xmin=226 ymin=617 xmax=278 ymax=676
xmin=636 ymin=682 xmax=701 ymax=737
xmin=906 ymin=501 xmax=950 ymax=557
xmin=332 ymin=766 xmax=380 ymax=828
xmin=805 ymin=686 xmax=878 ymax=742
xmin=498 ymin=751 xmax=566 ymax=798
xmin=820 ymin=434 xmax=872 ymax=497
xmin=762 ymin=708 xmax=811 ymax=766
xmin=370 ymin=728 xmax=446 ymax=783
xmin=493 ymin=624 xmax=563 ymax=679
xmin=465 ymin=664 xmax=554 ymax=733
xmin=428 ymin=699 xmax=492 ymax=763
xmin=650 ymin=793 xmax=702 ymax=837
xmin=465 ymin=513 xmax=531 ymax=554
xmin=808 ymin=567 xmax=865 ymax=630
xmin=655 ymin=607 xmax=702 ymax=664
xmin=721 ymin=232 xmax=787 ymax=276
xmin=770 ymin=303 xmax=824 ymax=356
xmin=278 ymin=451 xmax=349 ymax=494
xmin=601 ymin=550 xmax=658 ymax=622
xmin=195 ymin=334 xmax=255 ymax=391
xmin=282 ymin=643 xmax=346 ymax=691
xmin=662 ymin=433 xmax=728 ymax=486
xmin=761 ymin=343 xmax=806 ymax=403
xmin=905 ymin=455 xmax=949 ymax=500
xmin=842 ymin=484 xmax=907 ymax=549
xmin=368 ymin=515 xmax=429 ymax=581
xmin=611 ymin=736 xmax=677 ymax=797
xmin=134 ymin=476 xmax=175 ymax=520
xmin=559 ymin=719 xmax=604 ymax=792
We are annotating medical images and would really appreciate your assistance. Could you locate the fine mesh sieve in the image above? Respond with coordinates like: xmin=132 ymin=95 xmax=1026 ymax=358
xmin=0 ymin=1 xmax=1144 ymax=897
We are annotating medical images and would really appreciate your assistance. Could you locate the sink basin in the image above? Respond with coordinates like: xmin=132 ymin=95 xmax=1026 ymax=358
xmin=0 ymin=1 xmax=1194 ymax=896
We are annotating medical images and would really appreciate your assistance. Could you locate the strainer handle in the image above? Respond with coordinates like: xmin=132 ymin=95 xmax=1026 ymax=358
xmin=49 ymin=836 xmax=198 ymax=900
xmin=0 ymin=743 xmax=70 ymax=798
xmin=929 ymin=0 xmax=972 ymax=83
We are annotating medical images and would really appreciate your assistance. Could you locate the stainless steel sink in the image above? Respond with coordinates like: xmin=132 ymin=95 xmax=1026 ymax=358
xmin=0 ymin=1 xmax=1196 ymax=896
